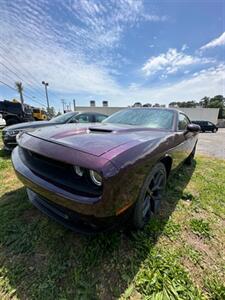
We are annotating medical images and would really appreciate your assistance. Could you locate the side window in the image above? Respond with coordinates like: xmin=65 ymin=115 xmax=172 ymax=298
xmin=68 ymin=114 xmax=78 ymax=123
xmin=178 ymin=113 xmax=190 ymax=130
xmin=207 ymin=122 xmax=213 ymax=126
xmin=95 ymin=114 xmax=107 ymax=122
xmin=76 ymin=114 xmax=92 ymax=123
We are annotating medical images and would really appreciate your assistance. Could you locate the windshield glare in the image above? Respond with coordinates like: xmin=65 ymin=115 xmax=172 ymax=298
xmin=103 ymin=109 xmax=174 ymax=130
xmin=50 ymin=112 xmax=77 ymax=123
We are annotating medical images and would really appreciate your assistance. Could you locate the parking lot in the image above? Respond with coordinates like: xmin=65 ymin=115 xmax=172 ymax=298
xmin=196 ymin=128 xmax=225 ymax=159
xmin=0 ymin=127 xmax=225 ymax=299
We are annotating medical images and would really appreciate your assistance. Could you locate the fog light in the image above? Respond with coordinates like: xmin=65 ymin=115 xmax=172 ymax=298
xmin=89 ymin=170 xmax=102 ymax=186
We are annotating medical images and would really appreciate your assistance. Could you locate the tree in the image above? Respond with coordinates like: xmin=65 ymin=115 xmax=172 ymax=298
xmin=15 ymin=81 xmax=24 ymax=109
xmin=207 ymin=95 xmax=225 ymax=118
xmin=47 ymin=106 xmax=56 ymax=118
xmin=199 ymin=96 xmax=210 ymax=108
xmin=169 ymin=101 xmax=196 ymax=108
xmin=198 ymin=95 xmax=225 ymax=118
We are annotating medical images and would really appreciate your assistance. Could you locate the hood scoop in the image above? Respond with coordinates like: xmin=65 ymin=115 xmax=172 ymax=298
xmin=88 ymin=127 xmax=113 ymax=133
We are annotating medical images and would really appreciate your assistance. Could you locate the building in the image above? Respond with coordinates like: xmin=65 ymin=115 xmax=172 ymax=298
xmin=74 ymin=103 xmax=219 ymax=124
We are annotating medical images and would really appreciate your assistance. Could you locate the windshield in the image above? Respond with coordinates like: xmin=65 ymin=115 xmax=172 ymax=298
xmin=49 ymin=112 xmax=78 ymax=123
xmin=103 ymin=109 xmax=175 ymax=129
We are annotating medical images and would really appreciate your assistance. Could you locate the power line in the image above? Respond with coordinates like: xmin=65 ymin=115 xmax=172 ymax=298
xmin=0 ymin=80 xmax=47 ymax=107
xmin=0 ymin=60 xmax=46 ymax=100
xmin=0 ymin=56 xmax=46 ymax=99
xmin=1 ymin=73 xmax=46 ymax=107
xmin=0 ymin=44 xmax=46 ymax=90
xmin=0 ymin=46 xmax=47 ymax=99
xmin=0 ymin=70 xmax=46 ymax=106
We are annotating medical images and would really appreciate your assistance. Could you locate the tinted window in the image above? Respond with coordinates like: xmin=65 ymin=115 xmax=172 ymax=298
xmin=178 ymin=113 xmax=190 ymax=130
xmin=5 ymin=102 xmax=22 ymax=114
xmin=50 ymin=112 xmax=78 ymax=123
xmin=103 ymin=109 xmax=174 ymax=129
xmin=75 ymin=114 xmax=92 ymax=123
xmin=95 ymin=114 xmax=107 ymax=122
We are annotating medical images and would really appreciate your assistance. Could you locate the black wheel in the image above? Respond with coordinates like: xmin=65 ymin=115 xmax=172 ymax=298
xmin=132 ymin=162 xmax=167 ymax=229
xmin=185 ymin=145 xmax=196 ymax=165
xmin=212 ymin=128 xmax=217 ymax=133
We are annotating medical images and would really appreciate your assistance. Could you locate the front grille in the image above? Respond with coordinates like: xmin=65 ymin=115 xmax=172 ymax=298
xmin=19 ymin=147 xmax=102 ymax=197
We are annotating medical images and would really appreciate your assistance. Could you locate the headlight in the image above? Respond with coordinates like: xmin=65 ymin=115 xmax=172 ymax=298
xmin=74 ymin=166 xmax=84 ymax=177
xmin=6 ymin=130 xmax=20 ymax=136
xmin=74 ymin=166 xmax=103 ymax=186
xmin=89 ymin=170 xmax=102 ymax=186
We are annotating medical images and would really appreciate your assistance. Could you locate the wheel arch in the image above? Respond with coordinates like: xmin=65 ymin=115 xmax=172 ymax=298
xmin=159 ymin=155 xmax=173 ymax=178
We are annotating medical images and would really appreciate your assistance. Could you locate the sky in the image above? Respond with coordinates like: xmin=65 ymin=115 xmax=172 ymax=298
xmin=0 ymin=0 xmax=225 ymax=112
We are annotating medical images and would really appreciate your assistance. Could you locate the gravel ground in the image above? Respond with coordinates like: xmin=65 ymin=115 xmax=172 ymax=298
xmin=196 ymin=128 xmax=225 ymax=159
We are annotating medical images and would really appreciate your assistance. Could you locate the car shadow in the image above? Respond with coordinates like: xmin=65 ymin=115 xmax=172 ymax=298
xmin=0 ymin=161 xmax=196 ymax=299
xmin=0 ymin=147 xmax=11 ymax=160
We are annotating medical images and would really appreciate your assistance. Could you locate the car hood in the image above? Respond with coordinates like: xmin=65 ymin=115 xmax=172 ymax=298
xmin=4 ymin=120 xmax=53 ymax=131
xmin=26 ymin=123 xmax=171 ymax=157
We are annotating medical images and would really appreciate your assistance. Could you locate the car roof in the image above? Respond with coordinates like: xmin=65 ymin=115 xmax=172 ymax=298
xmin=73 ymin=111 xmax=107 ymax=115
xmin=128 ymin=107 xmax=178 ymax=112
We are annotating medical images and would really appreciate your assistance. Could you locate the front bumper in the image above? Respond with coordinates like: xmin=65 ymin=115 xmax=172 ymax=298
xmin=26 ymin=189 xmax=131 ymax=234
xmin=11 ymin=138 xmax=134 ymax=232
xmin=12 ymin=146 xmax=106 ymax=216
xmin=2 ymin=134 xmax=17 ymax=151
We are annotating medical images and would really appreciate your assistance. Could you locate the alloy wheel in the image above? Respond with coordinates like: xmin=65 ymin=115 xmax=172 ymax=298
xmin=143 ymin=170 xmax=166 ymax=220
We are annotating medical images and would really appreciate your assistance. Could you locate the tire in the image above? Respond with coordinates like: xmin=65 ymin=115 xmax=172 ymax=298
xmin=212 ymin=128 xmax=217 ymax=133
xmin=185 ymin=144 xmax=196 ymax=165
xmin=132 ymin=162 xmax=167 ymax=229
xmin=6 ymin=118 xmax=19 ymax=126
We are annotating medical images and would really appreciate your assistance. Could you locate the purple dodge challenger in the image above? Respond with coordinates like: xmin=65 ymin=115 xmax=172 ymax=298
xmin=12 ymin=108 xmax=200 ymax=233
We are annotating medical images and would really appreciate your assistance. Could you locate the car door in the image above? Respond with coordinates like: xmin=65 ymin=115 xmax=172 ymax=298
xmin=202 ymin=121 xmax=208 ymax=131
xmin=172 ymin=113 xmax=195 ymax=168
xmin=207 ymin=121 xmax=213 ymax=131
xmin=179 ymin=113 xmax=197 ymax=155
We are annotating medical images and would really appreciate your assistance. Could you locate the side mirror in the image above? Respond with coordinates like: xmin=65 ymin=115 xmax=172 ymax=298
xmin=187 ymin=123 xmax=201 ymax=132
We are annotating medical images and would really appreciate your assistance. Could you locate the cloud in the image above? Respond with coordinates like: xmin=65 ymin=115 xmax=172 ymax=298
xmin=142 ymin=48 xmax=213 ymax=76
xmin=0 ymin=0 xmax=166 ymax=102
xmin=200 ymin=32 xmax=225 ymax=50
xmin=0 ymin=0 xmax=224 ymax=109
xmin=62 ymin=0 xmax=167 ymax=52
xmin=128 ymin=64 xmax=225 ymax=104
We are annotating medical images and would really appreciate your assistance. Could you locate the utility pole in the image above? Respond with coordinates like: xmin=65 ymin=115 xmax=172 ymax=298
xmin=61 ymin=99 xmax=66 ymax=113
xmin=42 ymin=81 xmax=50 ymax=111
xmin=73 ymin=99 xmax=76 ymax=111
xmin=67 ymin=103 xmax=71 ymax=111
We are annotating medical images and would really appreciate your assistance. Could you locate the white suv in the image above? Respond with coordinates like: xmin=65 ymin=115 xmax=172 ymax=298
xmin=0 ymin=114 xmax=6 ymax=128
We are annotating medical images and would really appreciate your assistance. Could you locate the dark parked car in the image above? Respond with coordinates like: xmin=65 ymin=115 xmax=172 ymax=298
xmin=2 ymin=111 xmax=107 ymax=151
xmin=192 ymin=120 xmax=218 ymax=133
xmin=12 ymin=108 xmax=200 ymax=233
xmin=0 ymin=100 xmax=34 ymax=125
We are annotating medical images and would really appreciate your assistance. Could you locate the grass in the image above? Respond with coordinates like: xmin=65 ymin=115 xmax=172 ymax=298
xmin=190 ymin=219 xmax=211 ymax=239
xmin=0 ymin=130 xmax=225 ymax=299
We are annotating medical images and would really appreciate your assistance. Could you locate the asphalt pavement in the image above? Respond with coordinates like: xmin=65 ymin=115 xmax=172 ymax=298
xmin=196 ymin=128 xmax=225 ymax=159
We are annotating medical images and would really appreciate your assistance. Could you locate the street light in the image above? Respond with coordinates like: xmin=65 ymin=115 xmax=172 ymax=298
xmin=42 ymin=81 xmax=50 ymax=111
